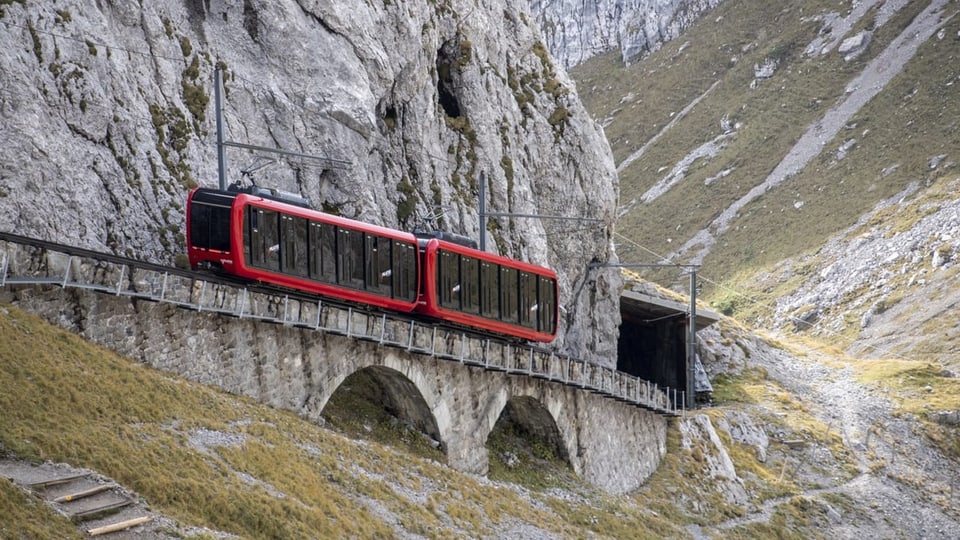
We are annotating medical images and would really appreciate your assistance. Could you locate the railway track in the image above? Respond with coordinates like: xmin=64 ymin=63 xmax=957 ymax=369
xmin=0 ymin=231 xmax=683 ymax=416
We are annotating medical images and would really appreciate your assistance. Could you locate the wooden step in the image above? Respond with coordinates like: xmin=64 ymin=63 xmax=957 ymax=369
xmin=68 ymin=498 xmax=133 ymax=522
xmin=27 ymin=473 xmax=88 ymax=490
xmin=53 ymin=483 xmax=113 ymax=503
xmin=87 ymin=515 xmax=153 ymax=536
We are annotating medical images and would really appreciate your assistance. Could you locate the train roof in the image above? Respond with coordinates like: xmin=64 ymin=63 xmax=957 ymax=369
xmin=233 ymin=192 xmax=419 ymax=243
xmin=421 ymin=237 xmax=557 ymax=279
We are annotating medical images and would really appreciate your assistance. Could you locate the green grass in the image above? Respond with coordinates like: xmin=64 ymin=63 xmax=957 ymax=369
xmin=321 ymin=367 xmax=447 ymax=462
xmin=486 ymin=420 xmax=579 ymax=492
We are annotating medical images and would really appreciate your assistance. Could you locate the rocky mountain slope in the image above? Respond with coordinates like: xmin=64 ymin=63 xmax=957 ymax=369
xmin=0 ymin=0 xmax=620 ymax=363
xmin=570 ymin=0 xmax=960 ymax=367
xmin=528 ymin=0 xmax=722 ymax=68
xmin=559 ymin=0 xmax=960 ymax=535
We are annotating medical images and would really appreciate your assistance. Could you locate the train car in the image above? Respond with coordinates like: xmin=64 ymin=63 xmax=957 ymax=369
xmin=187 ymin=185 xmax=559 ymax=342
xmin=186 ymin=186 xmax=421 ymax=313
xmin=417 ymin=238 xmax=559 ymax=342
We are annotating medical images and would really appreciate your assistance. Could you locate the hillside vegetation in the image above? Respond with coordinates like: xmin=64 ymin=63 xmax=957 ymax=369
xmin=4 ymin=0 xmax=960 ymax=536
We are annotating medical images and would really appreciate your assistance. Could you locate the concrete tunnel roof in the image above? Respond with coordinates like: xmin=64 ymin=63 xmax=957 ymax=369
xmin=620 ymin=289 xmax=721 ymax=331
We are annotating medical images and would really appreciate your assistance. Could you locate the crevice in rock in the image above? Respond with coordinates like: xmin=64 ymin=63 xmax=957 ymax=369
xmin=436 ymin=39 xmax=462 ymax=118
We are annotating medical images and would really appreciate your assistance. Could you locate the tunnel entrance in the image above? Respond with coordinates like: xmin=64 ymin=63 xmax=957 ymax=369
xmin=617 ymin=289 xmax=719 ymax=404
xmin=486 ymin=396 xmax=575 ymax=489
xmin=322 ymin=366 xmax=444 ymax=461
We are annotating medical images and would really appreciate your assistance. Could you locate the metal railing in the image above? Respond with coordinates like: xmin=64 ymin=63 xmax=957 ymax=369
xmin=0 ymin=232 xmax=682 ymax=416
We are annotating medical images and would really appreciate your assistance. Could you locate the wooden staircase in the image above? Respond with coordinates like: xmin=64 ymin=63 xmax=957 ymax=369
xmin=2 ymin=461 xmax=155 ymax=537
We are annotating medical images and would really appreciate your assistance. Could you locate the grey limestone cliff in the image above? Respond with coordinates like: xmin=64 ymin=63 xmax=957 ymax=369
xmin=529 ymin=0 xmax=722 ymax=68
xmin=0 ymin=0 xmax=621 ymax=363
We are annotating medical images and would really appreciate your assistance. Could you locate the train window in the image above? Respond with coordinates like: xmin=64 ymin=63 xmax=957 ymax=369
xmin=500 ymin=266 xmax=518 ymax=323
xmin=480 ymin=261 xmax=499 ymax=320
xmin=518 ymin=271 xmax=537 ymax=328
xmin=365 ymin=234 xmax=393 ymax=296
xmin=248 ymin=208 xmax=280 ymax=271
xmin=189 ymin=202 xmax=231 ymax=252
xmin=243 ymin=208 xmax=254 ymax=266
xmin=438 ymin=249 xmax=460 ymax=309
xmin=308 ymin=221 xmax=336 ymax=282
xmin=460 ymin=255 xmax=480 ymax=314
xmin=538 ymin=276 xmax=557 ymax=334
xmin=281 ymin=215 xmax=309 ymax=277
xmin=393 ymin=240 xmax=417 ymax=301
xmin=337 ymin=228 xmax=365 ymax=289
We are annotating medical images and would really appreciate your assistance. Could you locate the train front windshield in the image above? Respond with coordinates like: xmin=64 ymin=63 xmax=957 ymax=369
xmin=188 ymin=189 xmax=235 ymax=252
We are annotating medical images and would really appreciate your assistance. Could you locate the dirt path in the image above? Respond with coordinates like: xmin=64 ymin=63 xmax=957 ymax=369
xmin=713 ymin=342 xmax=960 ymax=537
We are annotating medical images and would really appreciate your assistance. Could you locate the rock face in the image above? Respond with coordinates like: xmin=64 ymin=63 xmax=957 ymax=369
xmin=0 ymin=0 xmax=621 ymax=363
xmin=528 ymin=0 xmax=722 ymax=68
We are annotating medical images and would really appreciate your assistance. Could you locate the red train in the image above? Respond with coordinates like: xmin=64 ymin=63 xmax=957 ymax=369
xmin=186 ymin=185 xmax=558 ymax=342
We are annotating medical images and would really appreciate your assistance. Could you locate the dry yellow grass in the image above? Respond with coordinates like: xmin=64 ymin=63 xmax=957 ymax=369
xmin=0 ymin=303 xmax=695 ymax=537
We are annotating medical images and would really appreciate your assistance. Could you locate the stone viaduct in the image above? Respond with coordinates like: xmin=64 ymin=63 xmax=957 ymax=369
xmin=1 ymin=236 xmax=670 ymax=494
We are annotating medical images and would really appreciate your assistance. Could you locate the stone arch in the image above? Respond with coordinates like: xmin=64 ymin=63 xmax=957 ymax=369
xmin=486 ymin=394 xmax=572 ymax=470
xmin=321 ymin=364 xmax=443 ymax=453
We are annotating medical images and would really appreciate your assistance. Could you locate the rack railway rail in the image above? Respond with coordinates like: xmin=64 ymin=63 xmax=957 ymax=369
xmin=0 ymin=231 xmax=683 ymax=416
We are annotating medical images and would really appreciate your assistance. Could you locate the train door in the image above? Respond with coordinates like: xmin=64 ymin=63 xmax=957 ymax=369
xmin=365 ymin=234 xmax=393 ymax=296
xmin=247 ymin=208 xmax=280 ymax=271
xmin=518 ymin=271 xmax=537 ymax=329
xmin=337 ymin=228 xmax=365 ymax=289
xmin=393 ymin=240 xmax=418 ymax=301
xmin=480 ymin=260 xmax=499 ymax=320
xmin=537 ymin=276 xmax=557 ymax=334
xmin=500 ymin=266 xmax=518 ymax=324
xmin=309 ymin=221 xmax=337 ymax=283
xmin=460 ymin=255 xmax=480 ymax=315
xmin=281 ymin=214 xmax=309 ymax=277
xmin=438 ymin=249 xmax=460 ymax=309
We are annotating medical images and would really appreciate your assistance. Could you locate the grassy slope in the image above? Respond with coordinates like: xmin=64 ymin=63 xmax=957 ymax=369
xmin=572 ymin=0 xmax=960 ymax=296
xmin=0 ymin=303 xmax=700 ymax=538
xmin=2 ymin=306 xmax=956 ymax=536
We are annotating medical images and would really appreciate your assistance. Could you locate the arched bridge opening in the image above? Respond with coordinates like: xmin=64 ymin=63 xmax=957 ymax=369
xmin=321 ymin=366 xmax=444 ymax=461
xmin=486 ymin=396 xmax=573 ymax=486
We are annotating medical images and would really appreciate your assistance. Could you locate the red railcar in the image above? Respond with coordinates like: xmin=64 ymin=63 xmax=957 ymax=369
xmin=417 ymin=238 xmax=558 ymax=343
xmin=186 ymin=186 xmax=558 ymax=342
xmin=187 ymin=187 xmax=420 ymax=313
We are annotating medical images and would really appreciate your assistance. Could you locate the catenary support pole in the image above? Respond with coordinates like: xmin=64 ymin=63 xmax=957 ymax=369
xmin=215 ymin=67 xmax=227 ymax=191
xmin=479 ymin=171 xmax=486 ymax=252
xmin=687 ymin=268 xmax=697 ymax=409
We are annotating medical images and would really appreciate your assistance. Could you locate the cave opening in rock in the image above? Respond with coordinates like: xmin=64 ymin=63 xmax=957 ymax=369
xmin=436 ymin=40 xmax=462 ymax=118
